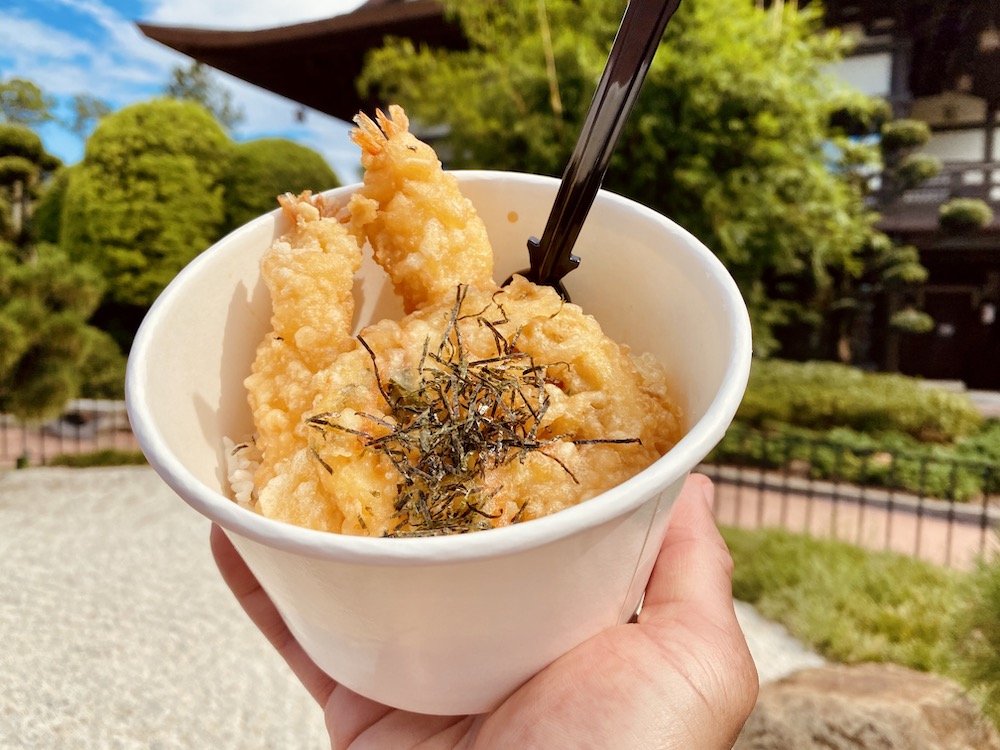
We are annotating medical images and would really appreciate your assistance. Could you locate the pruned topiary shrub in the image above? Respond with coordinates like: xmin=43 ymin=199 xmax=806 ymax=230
xmin=880 ymin=119 xmax=931 ymax=151
xmin=939 ymin=198 xmax=994 ymax=234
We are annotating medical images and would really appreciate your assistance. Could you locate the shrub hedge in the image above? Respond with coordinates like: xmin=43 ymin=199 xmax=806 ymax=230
xmin=711 ymin=359 xmax=1000 ymax=501
xmin=736 ymin=359 xmax=983 ymax=442
xmin=710 ymin=422 xmax=1000 ymax=501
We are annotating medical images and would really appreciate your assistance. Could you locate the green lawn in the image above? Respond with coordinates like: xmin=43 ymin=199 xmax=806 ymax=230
xmin=723 ymin=525 xmax=1000 ymax=726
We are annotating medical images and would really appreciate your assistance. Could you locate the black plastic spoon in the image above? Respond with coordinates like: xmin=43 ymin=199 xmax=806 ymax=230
xmin=508 ymin=0 xmax=683 ymax=300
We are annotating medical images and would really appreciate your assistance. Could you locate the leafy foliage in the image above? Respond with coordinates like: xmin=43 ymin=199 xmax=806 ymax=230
xmin=60 ymin=99 xmax=232 ymax=309
xmin=707 ymin=359 xmax=999 ymax=501
xmin=0 ymin=241 xmax=123 ymax=418
xmin=165 ymin=62 xmax=245 ymax=131
xmin=361 ymin=0 xmax=882 ymax=356
xmin=895 ymin=153 xmax=942 ymax=190
xmin=0 ymin=155 xmax=36 ymax=183
xmin=810 ymin=112 xmax=937 ymax=364
xmin=0 ymin=78 xmax=56 ymax=128
xmin=880 ymin=119 xmax=932 ymax=152
xmin=220 ymin=138 xmax=340 ymax=234
xmin=889 ymin=306 xmax=934 ymax=334
xmin=0 ymin=106 xmax=123 ymax=417
xmin=63 ymin=94 xmax=112 ymax=139
xmin=710 ymin=422 xmax=998 ymax=502
xmin=77 ymin=327 xmax=127 ymax=399
xmin=31 ymin=166 xmax=71 ymax=244
xmin=1 ymin=74 xmax=109 ymax=146
xmin=0 ymin=123 xmax=61 ymax=246
xmin=0 ymin=124 xmax=45 ymax=163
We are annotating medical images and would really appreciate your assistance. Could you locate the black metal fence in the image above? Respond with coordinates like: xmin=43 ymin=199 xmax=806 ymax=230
xmin=4 ymin=407 xmax=998 ymax=569
xmin=0 ymin=401 xmax=141 ymax=469
xmin=701 ymin=426 xmax=1000 ymax=570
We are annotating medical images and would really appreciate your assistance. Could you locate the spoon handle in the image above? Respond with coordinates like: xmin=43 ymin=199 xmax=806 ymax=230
xmin=528 ymin=0 xmax=683 ymax=289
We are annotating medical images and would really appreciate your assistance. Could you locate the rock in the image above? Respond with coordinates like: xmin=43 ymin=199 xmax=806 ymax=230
xmin=734 ymin=663 xmax=1000 ymax=750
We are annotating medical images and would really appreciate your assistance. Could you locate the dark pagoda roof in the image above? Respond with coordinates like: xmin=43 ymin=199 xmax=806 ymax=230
xmin=138 ymin=0 xmax=464 ymax=123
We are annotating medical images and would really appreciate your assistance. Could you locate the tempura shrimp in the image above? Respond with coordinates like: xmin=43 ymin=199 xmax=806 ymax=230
xmin=348 ymin=105 xmax=495 ymax=313
xmin=243 ymin=191 xmax=363 ymax=510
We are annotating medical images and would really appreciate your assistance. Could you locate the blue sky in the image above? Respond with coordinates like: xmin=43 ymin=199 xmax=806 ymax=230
xmin=0 ymin=0 xmax=369 ymax=181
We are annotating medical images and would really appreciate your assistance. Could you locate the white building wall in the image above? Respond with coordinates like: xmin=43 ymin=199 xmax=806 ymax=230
xmin=923 ymin=130 xmax=987 ymax=162
xmin=823 ymin=52 xmax=892 ymax=97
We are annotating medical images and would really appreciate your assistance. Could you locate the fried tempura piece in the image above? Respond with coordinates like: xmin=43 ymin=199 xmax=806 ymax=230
xmin=244 ymin=192 xmax=363 ymax=523
xmin=348 ymin=105 xmax=495 ymax=313
xmin=301 ymin=278 xmax=682 ymax=536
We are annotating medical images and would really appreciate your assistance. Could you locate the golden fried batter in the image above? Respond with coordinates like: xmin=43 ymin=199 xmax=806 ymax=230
xmin=243 ymin=192 xmax=362 ymax=511
xmin=235 ymin=107 xmax=682 ymax=536
xmin=348 ymin=105 xmax=494 ymax=313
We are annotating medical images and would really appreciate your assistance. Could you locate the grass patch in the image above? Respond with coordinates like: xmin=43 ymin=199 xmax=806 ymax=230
xmin=723 ymin=525 xmax=1000 ymax=726
xmin=46 ymin=449 xmax=148 ymax=468
xmin=953 ymin=555 xmax=1000 ymax=725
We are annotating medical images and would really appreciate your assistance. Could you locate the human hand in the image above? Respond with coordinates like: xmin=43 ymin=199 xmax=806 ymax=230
xmin=210 ymin=473 xmax=758 ymax=749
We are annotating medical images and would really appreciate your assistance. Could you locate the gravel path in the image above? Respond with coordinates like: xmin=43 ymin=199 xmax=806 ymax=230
xmin=0 ymin=467 xmax=327 ymax=750
xmin=1 ymin=467 xmax=820 ymax=749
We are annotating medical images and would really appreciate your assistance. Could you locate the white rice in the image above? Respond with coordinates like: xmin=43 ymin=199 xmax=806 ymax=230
xmin=223 ymin=436 xmax=261 ymax=509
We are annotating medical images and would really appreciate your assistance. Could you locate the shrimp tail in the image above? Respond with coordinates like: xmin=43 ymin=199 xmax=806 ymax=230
xmin=351 ymin=105 xmax=410 ymax=156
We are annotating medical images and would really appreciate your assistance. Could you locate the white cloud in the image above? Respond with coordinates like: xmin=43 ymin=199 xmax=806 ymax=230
xmin=143 ymin=0 xmax=365 ymax=30
xmin=0 ymin=14 xmax=93 ymax=63
xmin=0 ymin=2 xmax=185 ymax=102
xmin=2 ymin=0 xmax=368 ymax=172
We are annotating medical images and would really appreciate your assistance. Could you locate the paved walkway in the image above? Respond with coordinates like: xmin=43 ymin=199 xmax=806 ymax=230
xmin=0 ymin=466 xmax=819 ymax=749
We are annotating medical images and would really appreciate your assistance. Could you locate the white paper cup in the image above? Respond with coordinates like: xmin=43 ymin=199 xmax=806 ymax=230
xmin=126 ymin=171 xmax=751 ymax=715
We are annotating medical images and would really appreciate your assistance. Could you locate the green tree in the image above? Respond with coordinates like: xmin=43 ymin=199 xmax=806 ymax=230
xmin=63 ymin=94 xmax=112 ymax=140
xmin=0 ymin=77 xmax=56 ymax=128
xmin=220 ymin=138 xmax=340 ymax=233
xmin=807 ymin=111 xmax=940 ymax=362
xmin=2 ymin=74 xmax=110 ymax=146
xmin=939 ymin=197 xmax=995 ymax=234
xmin=61 ymin=99 xmax=232 ymax=330
xmin=31 ymin=166 xmax=71 ymax=245
xmin=0 ymin=121 xmax=126 ymax=417
xmin=878 ymin=119 xmax=941 ymax=202
xmin=0 ymin=123 xmax=61 ymax=245
xmin=360 ymin=0 xmax=884 ymax=356
xmin=0 ymin=240 xmax=121 ymax=418
xmin=165 ymin=62 xmax=245 ymax=131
